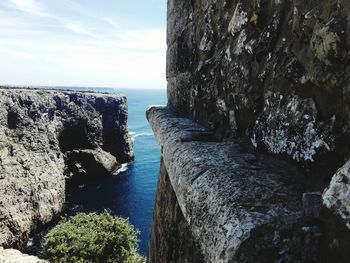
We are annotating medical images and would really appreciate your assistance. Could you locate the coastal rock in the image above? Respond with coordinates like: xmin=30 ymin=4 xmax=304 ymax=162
xmin=323 ymin=160 xmax=350 ymax=229
xmin=0 ymin=87 xmax=133 ymax=249
xmin=0 ymin=247 xmax=47 ymax=263
xmin=65 ymin=148 xmax=121 ymax=181
xmin=148 ymin=0 xmax=350 ymax=261
xmin=166 ymin=0 xmax=349 ymax=168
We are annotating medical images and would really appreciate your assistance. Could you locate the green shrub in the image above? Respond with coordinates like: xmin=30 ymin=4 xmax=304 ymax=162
xmin=43 ymin=211 xmax=146 ymax=263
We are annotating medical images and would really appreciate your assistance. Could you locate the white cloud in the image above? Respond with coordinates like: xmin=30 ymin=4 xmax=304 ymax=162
xmin=103 ymin=17 xmax=120 ymax=29
xmin=8 ymin=0 xmax=48 ymax=16
xmin=118 ymin=29 xmax=166 ymax=50
xmin=0 ymin=11 xmax=25 ymax=27
xmin=54 ymin=50 xmax=166 ymax=89
xmin=0 ymin=0 xmax=167 ymax=89
xmin=64 ymin=21 xmax=96 ymax=37
xmin=81 ymin=29 xmax=166 ymax=51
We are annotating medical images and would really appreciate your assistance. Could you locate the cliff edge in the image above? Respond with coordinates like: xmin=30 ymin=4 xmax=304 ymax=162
xmin=0 ymin=87 xmax=133 ymax=249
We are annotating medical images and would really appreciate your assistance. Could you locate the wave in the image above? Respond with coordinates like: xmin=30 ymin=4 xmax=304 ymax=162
xmin=114 ymin=163 xmax=129 ymax=175
xmin=134 ymin=132 xmax=154 ymax=139
xmin=129 ymin=131 xmax=154 ymax=141
xmin=147 ymin=104 xmax=167 ymax=111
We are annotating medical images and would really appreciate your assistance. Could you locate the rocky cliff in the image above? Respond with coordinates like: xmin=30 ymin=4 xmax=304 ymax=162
xmin=148 ymin=0 xmax=350 ymax=262
xmin=0 ymin=87 xmax=133 ymax=249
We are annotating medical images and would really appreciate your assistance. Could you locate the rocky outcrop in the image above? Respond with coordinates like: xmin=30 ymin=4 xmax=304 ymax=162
xmin=65 ymin=148 xmax=121 ymax=182
xmin=148 ymin=0 xmax=350 ymax=262
xmin=0 ymin=87 xmax=133 ymax=249
xmin=0 ymin=247 xmax=47 ymax=263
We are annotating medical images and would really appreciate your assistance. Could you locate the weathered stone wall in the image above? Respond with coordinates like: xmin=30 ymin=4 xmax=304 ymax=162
xmin=148 ymin=159 xmax=204 ymax=263
xmin=149 ymin=0 xmax=350 ymax=262
xmin=167 ymin=0 xmax=350 ymax=170
xmin=147 ymin=107 xmax=334 ymax=263
xmin=0 ymin=88 xmax=133 ymax=249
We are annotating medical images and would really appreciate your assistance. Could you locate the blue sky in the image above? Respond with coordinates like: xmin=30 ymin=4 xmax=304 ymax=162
xmin=0 ymin=0 xmax=167 ymax=89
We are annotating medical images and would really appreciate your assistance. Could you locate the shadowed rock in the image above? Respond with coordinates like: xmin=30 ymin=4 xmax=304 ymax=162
xmin=65 ymin=148 xmax=121 ymax=181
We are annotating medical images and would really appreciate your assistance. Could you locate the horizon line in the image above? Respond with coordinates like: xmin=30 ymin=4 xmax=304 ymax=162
xmin=0 ymin=84 xmax=167 ymax=90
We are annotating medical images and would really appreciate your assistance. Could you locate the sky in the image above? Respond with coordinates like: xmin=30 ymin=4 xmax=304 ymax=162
xmin=0 ymin=0 xmax=167 ymax=89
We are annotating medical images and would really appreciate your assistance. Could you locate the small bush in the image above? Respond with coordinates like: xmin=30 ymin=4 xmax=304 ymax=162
xmin=43 ymin=211 xmax=146 ymax=263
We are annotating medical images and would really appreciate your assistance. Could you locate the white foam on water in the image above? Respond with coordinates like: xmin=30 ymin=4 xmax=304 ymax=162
xmin=134 ymin=132 xmax=154 ymax=139
xmin=147 ymin=104 xmax=167 ymax=111
xmin=114 ymin=163 xmax=129 ymax=175
xmin=129 ymin=131 xmax=154 ymax=142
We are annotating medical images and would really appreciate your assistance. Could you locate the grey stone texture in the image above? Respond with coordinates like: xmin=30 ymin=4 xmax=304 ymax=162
xmin=0 ymin=87 xmax=133 ymax=249
xmin=323 ymin=160 xmax=350 ymax=229
xmin=148 ymin=0 xmax=350 ymax=261
xmin=167 ymin=0 xmax=350 ymax=166
xmin=147 ymin=107 xmax=323 ymax=263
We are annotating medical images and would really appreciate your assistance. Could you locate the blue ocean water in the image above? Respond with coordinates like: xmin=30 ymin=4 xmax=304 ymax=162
xmin=65 ymin=88 xmax=166 ymax=255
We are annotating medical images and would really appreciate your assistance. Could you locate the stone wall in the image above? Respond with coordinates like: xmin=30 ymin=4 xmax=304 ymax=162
xmin=148 ymin=0 xmax=350 ymax=262
xmin=147 ymin=107 xmax=333 ymax=262
xmin=148 ymin=159 xmax=204 ymax=263
xmin=167 ymin=0 xmax=350 ymax=171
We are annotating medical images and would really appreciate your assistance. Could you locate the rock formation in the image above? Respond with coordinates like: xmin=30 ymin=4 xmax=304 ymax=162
xmin=0 ymin=247 xmax=47 ymax=263
xmin=0 ymin=87 xmax=133 ymax=249
xmin=148 ymin=0 xmax=350 ymax=262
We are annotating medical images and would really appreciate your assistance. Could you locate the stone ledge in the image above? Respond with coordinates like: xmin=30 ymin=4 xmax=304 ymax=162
xmin=147 ymin=106 xmax=304 ymax=263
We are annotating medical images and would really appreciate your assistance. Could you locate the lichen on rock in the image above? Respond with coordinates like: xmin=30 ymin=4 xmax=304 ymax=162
xmin=253 ymin=92 xmax=334 ymax=161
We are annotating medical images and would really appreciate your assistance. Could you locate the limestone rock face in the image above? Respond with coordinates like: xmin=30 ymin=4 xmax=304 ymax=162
xmin=0 ymin=87 xmax=133 ymax=249
xmin=0 ymin=247 xmax=47 ymax=263
xmin=65 ymin=148 xmax=121 ymax=181
xmin=167 ymin=0 xmax=350 ymax=168
xmin=148 ymin=0 xmax=350 ymax=261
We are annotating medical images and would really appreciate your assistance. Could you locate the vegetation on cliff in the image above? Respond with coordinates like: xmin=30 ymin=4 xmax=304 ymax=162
xmin=43 ymin=211 xmax=145 ymax=263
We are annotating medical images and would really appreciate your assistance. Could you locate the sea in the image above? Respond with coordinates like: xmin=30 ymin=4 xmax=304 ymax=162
xmin=41 ymin=87 xmax=166 ymax=256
